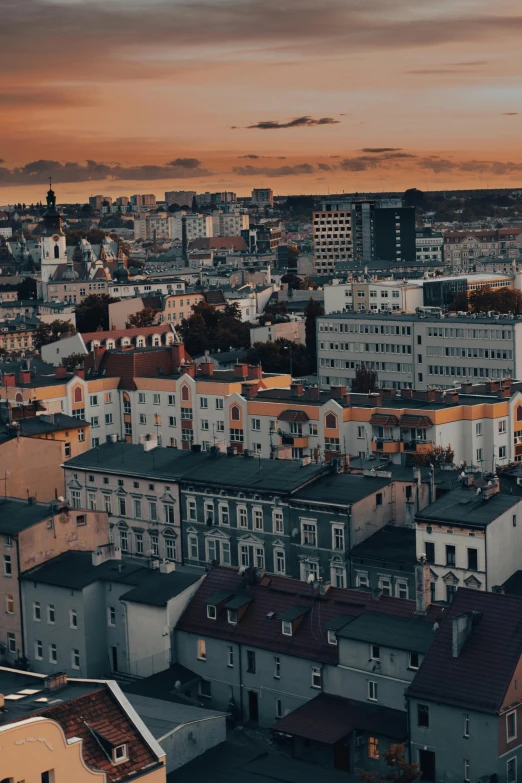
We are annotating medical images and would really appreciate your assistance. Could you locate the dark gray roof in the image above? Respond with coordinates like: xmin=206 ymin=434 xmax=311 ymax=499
xmin=0 ymin=498 xmax=53 ymax=535
xmin=336 ymin=610 xmax=437 ymax=653
xmin=65 ymin=443 xmax=328 ymax=494
xmin=351 ymin=524 xmax=416 ymax=565
xmin=9 ymin=413 xmax=87 ymax=436
xmin=121 ymin=570 xmax=201 ymax=606
xmin=416 ymin=486 xmax=520 ymax=528
xmin=293 ymin=473 xmax=390 ymax=506
xmin=20 ymin=551 xmax=150 ymax=590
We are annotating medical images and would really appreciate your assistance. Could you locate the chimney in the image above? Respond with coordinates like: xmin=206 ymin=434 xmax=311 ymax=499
xmin=73 ymin=368 xmax=85 ymax=379
xmin=460 ymin=381 xmax=473 ymax=394
xmin=180 ymin=364 xmax=196 ymax=378
xmin=497 ymin=387 xmax=511 ymax=399
xmin=234 ymin=363 xmax=249 ymax=379
xmin=241 ymin=383 xmax=256 ymax=399
xmin=381 ymin=388 xmax=397 ymax=400
xmin=486 ymin=380 xmax=500 ymax=393
xmin=482 ymin=479 xmax=500 ymax=500
xmin=91 ymin=543 xmax=121 ymax=567
xmin=248 ymin=365 xmax=263 ymax=380
xmin=3 ymin=373 xmax=15 ymax=387
xmin=199 ymin=361 xmax=214 ymax=376
xmin=330 ymin=385 xmax=347 ymax=399
xmin=304 ymin=386 xmax=320 ymax=400
xmin=452 ymin=612 xmax=474 ymax=657
xmin=291 ymin=383 xmax=304 ymax=396
xmin=18 ymin=370 xmax=30 ymax=384
xmin=54 ymin=366 xmax=67 ymax=379
xmin=45 ymin=672 xmax=68 ymax=692
xmin=172 ymin=343 xmax=186 ymax=368
xmin=415 ymin=557 xmax=431 ymax=615
xmin=159 ymin=560 xmax=176 ymax=574
xmin=445 ymin=390 xmax=459 ymax=404
xmin=401 ymin=388 xmax=413 ymax=399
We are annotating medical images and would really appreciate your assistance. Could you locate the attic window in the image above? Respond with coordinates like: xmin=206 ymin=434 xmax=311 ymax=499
xmin=282 ymin=620 xmax=292 ymax=637
xmin=207 ymin=605 xmax=217 ymax=620
xmin=327 ymin=630 xmax=337 ymax=645
xmin=113 ymin=744 xmax=128 ymax=764
xmin=228 ymin=609 xmax=238 ymax=626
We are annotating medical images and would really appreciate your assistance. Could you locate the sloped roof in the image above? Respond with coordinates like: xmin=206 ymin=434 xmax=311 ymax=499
xmin=406 ymin=588 xmax=522 ymax=713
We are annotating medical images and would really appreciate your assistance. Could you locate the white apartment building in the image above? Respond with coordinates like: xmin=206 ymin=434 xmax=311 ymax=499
xmin=313 ymin=203 xmax=353 ymax=273
xmin=109 ymin=277 xmax=186 ymax=299
xmin=168 ymin=212 xmax=213 ymax=241
xmin=324 ymin=280 xmax=423 ymax=314
xmin=415 ymin=230 xmax=444 ymax=264
xmin=317 ymin=311 xmax=522 ymax=390
xmin=133 ymin=213 xmax=169 ymax=241
xmin=211 ymin=211 xmax=249 ymax=237
xmin=165 ymin=190 xmax=196 ymax=206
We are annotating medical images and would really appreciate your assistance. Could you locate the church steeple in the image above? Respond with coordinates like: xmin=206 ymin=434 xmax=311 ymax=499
xmin=42 ymin=178 xmax=63 ymax=236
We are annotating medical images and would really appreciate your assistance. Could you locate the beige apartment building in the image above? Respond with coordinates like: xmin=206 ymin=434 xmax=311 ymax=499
xmin=444 ymin=228 xmax=522 ymax=271
xmin=313 ymin=203 xmax=353 ymax=273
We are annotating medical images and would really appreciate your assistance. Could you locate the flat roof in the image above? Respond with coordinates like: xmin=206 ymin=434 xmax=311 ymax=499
xmin=351 ymin=524 xmax=416 ymax=564
xmin=319 ymin=311 xmax=521 ymax=325
xmin=293 ymin=473 xmax=391 ymax=506
xmin=336 ymin=610 xmax=437 ymax=653
xmin=416 ymin=486 xmax=520 ymax=527
xmin=0 ymin=498 xmax=53 ymax=535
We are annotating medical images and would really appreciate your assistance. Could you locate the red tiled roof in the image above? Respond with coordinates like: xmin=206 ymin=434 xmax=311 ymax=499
xmin=407 ymin=589 xmax=522 ymax=713
xmin=177 ymin=566 xmax=443 ymax=665
xmin=15 ymin=687 xmax=160 ymax=782
xmin=82 ymin=324 xmax=172 ymax=342
xmin=369 ymin=414 xmax=399 ymax=427
xmin=273 ymin=693 xmax=407 ymax=743
xmin=399 ymin=414 xmax=433 ymax=428
xmin=278 ymin=409 xmax=310 ymax=423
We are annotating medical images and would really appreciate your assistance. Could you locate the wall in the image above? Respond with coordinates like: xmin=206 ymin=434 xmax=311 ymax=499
xmin=42 ymin=332 xmax=86 ymax=366
xmin=250 ymin=320 xmax=305 ymax=347
xmin=109 ymin=297 xmax=148 ymax=329
xmin=486 ymin=501 xmax=522 ymax=589
xmin=160 ymin=715 xmax=226 ymax=773
xmin=0 ymin=437 xmax=69 ymax=501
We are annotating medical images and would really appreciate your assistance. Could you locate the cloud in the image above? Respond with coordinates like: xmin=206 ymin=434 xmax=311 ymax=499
xmin=502 ymin=112 xmax=518 ymax=116
xmin=238 ymin=154 xmax=261 ymax=159
xmin=0 ymin=159 xmax=212 ymax=187
xmin=237 ymin=154 xmax=288 ymax=159
xmin=361 ymin=147 xmax=402 ymax=153
xmin=232 ymin=163 xmax=316 ymax=177
xmin=407 ymin=59 xmax=489 ymax=75
xmin=317 ymin=163 xmax=333 ymax=171
xmin=247 ymin=116 xmax=340 ymax=130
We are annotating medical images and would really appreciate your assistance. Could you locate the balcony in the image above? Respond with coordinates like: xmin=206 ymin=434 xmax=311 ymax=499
xmin=401 ymin=440 xmax=432 ymax=454
xmin=281 ymin=433 xmax=309 ymax=448
xmin=372 ymin=439 xmax=403 ymax=454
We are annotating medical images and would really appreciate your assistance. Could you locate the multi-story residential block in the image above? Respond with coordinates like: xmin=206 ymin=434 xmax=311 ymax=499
xmin=21 ymin=547 xmax=201 ymax=677
xmin=0 ymin=498 xmax=109 ymax=664
xmin=324 ymin=280 xmax=424 ymax=314
xmin=407 ymin=588 xmax=522 ymax=783
xmin=0 ymin=669 xmax=167 ymax=783
xmin=416 ymin=227 xmax=444 ymax=264
xmin=416 ymin=477 xmax=522 ymax=602
xmin=251 ymin=188 xmax=274 ymax=207
xmin=317 ymin=310 xmax=522 ymax=390
xmin=134 ymin=213 xmax=170 ymax=241
xmin=0 ymin=314 xmax=38 ymax=352
xmin=165 ymin=190 xmax=196 ymax=206
xmin=444 ymin=228 xmax=522 ymax=271
xmin=130 ymin=194 xmax=157 ymax=206
xmin=211 ymin=211 xmax=250 ymax=237
xmin=175 ymin=564 xmax=442 ymax=776
xmin=109 ymin=276 xmax=186 ymax=300
xmin=108 ymin=293 xmax=204 ymax=329
xmin=88 ymin=194 xmax=112 ymax=210
xmin=168 ymin=212 xmax=213 ymax=241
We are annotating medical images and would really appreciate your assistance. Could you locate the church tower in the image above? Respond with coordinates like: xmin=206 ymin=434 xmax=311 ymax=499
xmin=40 ymin=181 xmax=67 ymax=298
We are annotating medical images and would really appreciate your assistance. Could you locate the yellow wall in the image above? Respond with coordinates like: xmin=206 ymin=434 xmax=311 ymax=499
xmin=1 ymin=437 xmax=73 ymax=501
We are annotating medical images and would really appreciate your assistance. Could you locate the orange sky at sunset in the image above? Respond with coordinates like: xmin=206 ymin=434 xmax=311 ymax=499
xmin=1 ymin=0 xmax=522 ymax=202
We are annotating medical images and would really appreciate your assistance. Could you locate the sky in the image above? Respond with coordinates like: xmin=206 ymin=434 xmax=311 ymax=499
xmin=1 ymin=0 xmax=522 ymax=203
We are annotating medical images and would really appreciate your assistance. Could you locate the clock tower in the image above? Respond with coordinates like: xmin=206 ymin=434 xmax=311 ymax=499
xmin=40 ymin=181 xmax=67 ymax=297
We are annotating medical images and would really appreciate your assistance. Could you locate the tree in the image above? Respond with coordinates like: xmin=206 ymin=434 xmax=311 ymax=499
xmin=352 ymin=362 xmax=378 ymax=393
xmin=246 ymin=339 xmax=314 ymax=376
xmin=468 ymin=286 xmax=522 ymax=315
xmin=411 ymin=444 xmax=455 ymax=467
xmin=128 ymin=308 xmax=159 ymax=328
xmin=167 ymin=203 xmax=181 ymax=213
xmin=191 ymin=195 xmax=199 ymax=212
xmin=179 ymin=301 xmax=251 ymax=356
xmin=304 ymin=297 xmax=324 ymax=362
xmin=17 ymin=277 xmax=37 ymax=300
xmin=61 ymin=353 xmax=85 ymax=372
xmin=357 ymin=743 xmax=421 ymax=783
xmin=259 ymin=299 xmax=289 ymax=325
xmin=281 ymin=273 xmax=304 ymax=291
xmin=450 ymin=290 xmax=469 ymax=311
xmin=34 ymin=320 xmax=76 ymax=351
xmin=75 ymin=294 xmax=120 ymax=332
xmin=403 ymin=188 xmax=427 ymax=210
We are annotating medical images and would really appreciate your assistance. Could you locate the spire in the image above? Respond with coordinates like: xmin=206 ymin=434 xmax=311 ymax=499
xmin=46 ymin=177 xmax=56 ymax=210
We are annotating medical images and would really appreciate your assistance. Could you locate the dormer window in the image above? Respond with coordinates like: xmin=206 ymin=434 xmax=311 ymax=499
xmin=207 ymin=605 xmax=217 ymax=620
xmin=113 ymin=744 xmax=128 ymax=763
xmin=327 ymin=630 xmax=337 ymax=645
xmin=228 ymin=609 xmax=238 ymax=626
xmin=282 ymin=620 xmax=292 ymax=637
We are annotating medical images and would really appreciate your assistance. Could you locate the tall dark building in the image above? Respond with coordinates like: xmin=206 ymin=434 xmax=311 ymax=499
xmin=373 ymin=205 xmax=416 ymax=262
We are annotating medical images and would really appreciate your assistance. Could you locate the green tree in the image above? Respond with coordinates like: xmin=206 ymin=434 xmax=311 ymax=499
xmin=403 ymin=188 xmax=427 ymax=210
xmin=411 ymin=444 xmax=455 ymax=467
xmin=450 ymin=290 xmax=469 ymax=311
xmin=357 ymin=743 xmax=421 ymax=783
xmin=259 ymin=299 xmax=289 ymax=325
xmin=281 ymin=273 xmax=304 ymax=290
xmin=34 ymin=320 xmax=76 ymax=351
xmin=75 ymin=294 xmax=120 ymax=332
xmin=304 ymin=297 xmax=324 ymax=362
xmin=128 ymin=308 xmax=158 ymax=328
xmin=351 ymin=362 xmax=378 ymax=393
xmin=61 ymin=353 xmax=85 ymax=372
xmin=246 ymin=339 xmax=314 ymax=376
xmin=167 ymin=203 xmax=181 ymax=213
xmin=180 ymin=301 xmax=251 ymax=356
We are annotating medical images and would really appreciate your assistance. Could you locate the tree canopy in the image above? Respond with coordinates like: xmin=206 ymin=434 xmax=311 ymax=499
xmin=34 ymin=320 xmax=76 ymax=352
xmin=128 ymin=308 xmax=158 ymax=328
xmin=75 ymin=294 xmax=120 ymax=332
xmin=246 ymin=339 xmax=315 ymax=376
xmin=351 ymin=362 xmax=378 ymax=393
xmin=180 ymin=301 xmax=251 ymax=356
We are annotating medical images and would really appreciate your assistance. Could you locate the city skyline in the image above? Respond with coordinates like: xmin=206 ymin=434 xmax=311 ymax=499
xmin=1 ymin=0 xmax=522 ymax=202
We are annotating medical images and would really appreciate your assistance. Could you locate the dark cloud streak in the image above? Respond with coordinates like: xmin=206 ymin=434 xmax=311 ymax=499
xmin=247 ymin=116 xmax=340 ymax=130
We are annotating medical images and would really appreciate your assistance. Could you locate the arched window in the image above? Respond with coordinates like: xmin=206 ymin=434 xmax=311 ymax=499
xmin=517 ymin=405 xmax=522 ymax=422
xmin=325 ymin=412 xmax=337 ymax=429
xmin=181 ymin=385 xmax=190 ymax=401
xmin=73 ymin=386 xmax=83 ymax=403
xmin=54 ymin=244 xmax=60 ymax=259
xmin=231 ymin=405 xmax=241 ymax=421
xmin=15 ymin=392 xmax=23 ymax=403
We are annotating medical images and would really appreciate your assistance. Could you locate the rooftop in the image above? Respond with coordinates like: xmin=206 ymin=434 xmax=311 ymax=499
xmin=350 ymin=524 xmax=416 ymax=565
xmin=0 ymin=498 xmax=55 ymax=536
xmin=292 ymin=473 xmax=391 ymax=506
xmin=319 ymin=311 xmax=521 ymax=325
xmin=416 ymin=485 xmax=520 ymax=528
xmin=2 ymin=413 xmax=87 ymax=438
xmin=336 ymin=610 xmax=437 ymax=653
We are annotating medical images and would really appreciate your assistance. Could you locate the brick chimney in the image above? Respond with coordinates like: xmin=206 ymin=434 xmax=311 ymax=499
xmin=199 ymin=361 xmax=214 ymax=376
xmin=486 ymin=380 xmax=500 ymax=393
xmin=497 ymin=387 xmax=511 ymax=399
xmin=330 ymin=385 xmax=347 ymax=399
xmin=381 ymin=388 xmax=397 ymax=400
xmin=241 ymin=383 xmax=256 ymax=399
xmin=291 ymin=383 xmax=304 ymax=396
xmin=73 ymin=368 xmax=85 ymax=379
xmin=460 ymin=382 xmax=473 ymax=393
xmin=171 ymin=343 xmax=186 ymax=369
xmin=181 ymin=364 xmax=196 ymax=378
xmin=247 ymin=365 xmax=263 ymax=380
xmin=303 ymin=386 xmax=320 ymax=400
xmin=401 ymin=388 xmax=413 ymax=398
xmin=234 ymin=364 xmax=249 ymax=379
xmin=17 ymin=370 xmax=30 ymax=384
xmin=54 ymin=366 xmax=67 ymax=380
xmin=3 ymin=373 xmax=15 ymax=387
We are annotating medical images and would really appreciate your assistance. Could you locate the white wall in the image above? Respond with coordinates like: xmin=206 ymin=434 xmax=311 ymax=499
xmin=42 ymin=332 xmax=86 ymax=366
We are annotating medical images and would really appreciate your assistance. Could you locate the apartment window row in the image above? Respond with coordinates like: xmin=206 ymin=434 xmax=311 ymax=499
xmin=427 ymin=345 xmax=513 ymax=360
xmin=428 ymin=365 xmax=511 ymax=379
xmin=320 ymin=322 xmax=412 ymax=336
xmin=423 ymin=541 xmax=479 ymax=571
xmin=34 ymin=641 xmax=80 ymax=669
xmin=427 ymin=326 xmax=512 ymax=340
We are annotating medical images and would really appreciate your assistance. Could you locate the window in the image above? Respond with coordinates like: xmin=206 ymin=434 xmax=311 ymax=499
xmin=446 ymin=584 xmax=456 ymax=603
xmin=227 ymin=645 xmax=234 ymax=667
xmin=375 ymin=493 xmax=383 ymax=506
xmin=357 ymin=425 xmax=364 ymax=439
xmin=238 ymin=506 xmax=248 ymax=528
xmin=425 ymin=542 xmax=435 ymax=564
xmin=252 ymin=418 xmax=261 ymax=431
xmin=138 ymin=392 xmax=146 ymax=404
xmin=230 ymin=428 xmax=244 ymax=442
xmin=5 ymin=593 xmax=14 ymax=614
xmin=282 ymin=620 xmax=292 ymax=636
xmin=49 ymin=643 xmax=57 ymax=664
xmin=149 ymin=501 xmax=158 ymax=521
xmin=418 ymin=704 xmax=430 ymax=727
xmin=64 ymin=441 xmax=71 ymax=458
xmin=205 ymin=501 xmax=215 ymax=525
xmin=476 ymin=447 xmax=483 ymax=462
xmin=332 ymin=525 xmax=344 ymax=550
xmin=311 ymin=666 xmax=322 ymax=689
xmin=201 ymin=419 xmax=209 ymax=431
xmin=78 ymin=428 xmax=85 ymax=442
xmin=368 ymin=681 xmax=378 ymax=701
xmin=48 ymin=604 xmax=55 ymax=624
xmin=499 ymin=419 xmax=507 ymax=433
xmin=139 ymin=413 xmax=147 ymax=425
xmin=150 ymin=534 xmax=159 ymax=556
xmin=72 ymin=649 xmax=80 ymax=670
xmin=118 ymin=497 xmax=127 ymax=517
xmin=274 ymin=656 xmax=281 ymax=678
xmin=276 ymin=699 xmax=283 ymax=719
xmin=188 ymin=534 xmax=199 ymax=560
xmin=33 ymin=602 xmax=41 ymax=621
xmin=187 ymin=498 xmax=197 ymax=521
xmin=231 ymin=405 xmax=240 ymax=421
xmin=273 ymin=509 xmax=284 ymax=534
xmin=247 ymin=650 xmax=256 ymax=673
xmin=199 ymin=679 xmax=211 ymax=699
xmin=500 ymin=445 xmax=507 ymax=459
xmin=91 ymin=416 xmax=99 ymax=428
xmin=35 ymin=640 xmax=43 ymax=660
xmin=200 ymin=397 xmax=208 ymax=409
xmin=7 ymin=631 xmax=16 ymax=654
xmin=409 ymin=652 xmax=419 ymax=670
xmin=164 ymin=503 xmax=175 ymax=524
xmin=4 ymin=534 xmax=12 ymax=548
xmin=70 ymin=609 xmax=78 ymax=629
xmin=253 ymin=508 xmax=263 ymax=531
xmin=368 ymin=737 xmax=379 ymax=760
xmin=507 ymin=711 xmax=517 ymax=741
xmin=219 ymin=504 xmax=229 ymax=526
xmin=197 ymin=639 xmax=206 ymax=660
xmin=370 ymin=644 xmax=380 ymax=661
xmin=90 ymin=394 xmax=98 ymax=407
xmin=228 ymin=609 xmax=238 ymax=625
xmin=507 ymin=758 xmax=517 ymax=783
xmin=216 ymin=420 xmax=224 ymax=432
xmin=168 ymin=394 xmax=176 ymax=406
xmin=327 ymin=630 xmax=337 ymax=645
xmin=3 ymin=554 xmax=12 ymax=576
xmin=70 ymin=490 xmax=81 ymax=509
xmin=463 ymin=713 xmax=469 ymax=738
xmin=302 ymin=522 xmax=317 ymax=546
xmin=215 ymin=398 xmax=224 ymax=409
xmin=467 ymin=548 xmax=478 ymax=571
xmin=475 ymin=422 xmax=482 ymax=437
xmin=378 ymin=577 xmax=392 ymax=596
xmin=356 ymin=572 xmax=369 ymax=588
xmin=108 ymin=606 xmax=116 ymax=627
xmin=446 ymin=545 xmax=456 ymax=566
xmin=274 ymin=549 xmax=285 ymax=575
xmin=113 ymin=744 xmax=128 ymax=763
xmin=166 ymin=537 xmax=176 ymax=560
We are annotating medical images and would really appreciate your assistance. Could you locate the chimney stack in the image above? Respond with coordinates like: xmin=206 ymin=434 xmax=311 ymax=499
xmin=415 ymin=556 xmax=431 ymax=615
